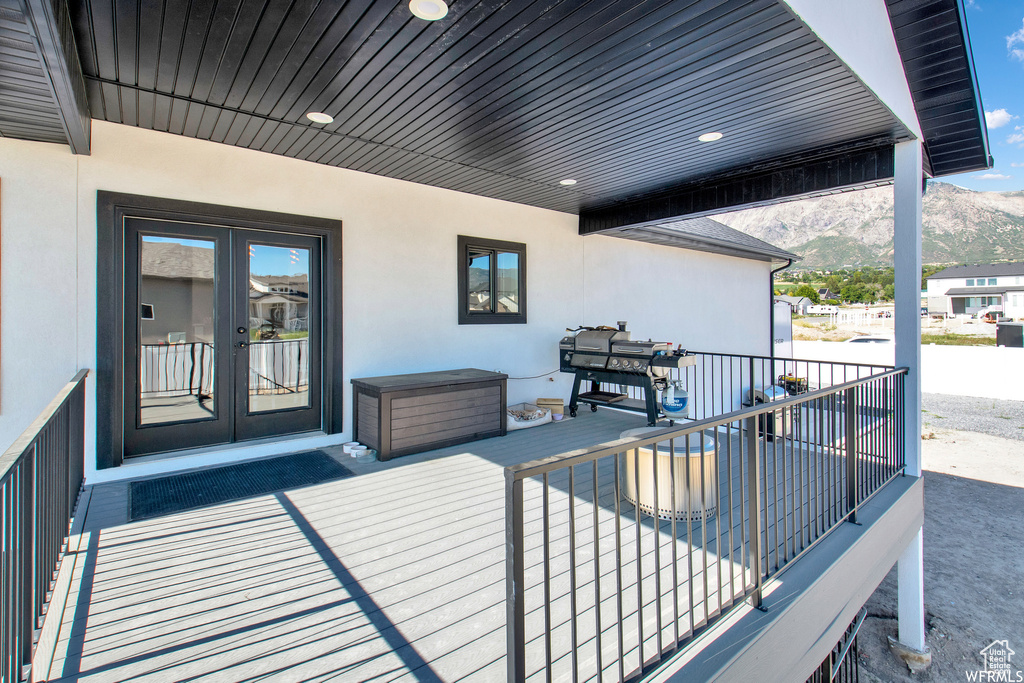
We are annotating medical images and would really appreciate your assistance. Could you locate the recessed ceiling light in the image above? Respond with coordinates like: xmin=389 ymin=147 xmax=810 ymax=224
xmin=698 ymin=132 xmax=724 ymax=142
xmin=409 ymin=0 xmax=448 ymax=21
xmin=559 ymin=179 xmax=577 ymax=186
xmin=306 ymin=112 xmax=334 ymax=124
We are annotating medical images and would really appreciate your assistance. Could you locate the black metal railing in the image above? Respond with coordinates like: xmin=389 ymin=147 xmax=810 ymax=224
xmin=617 ymin=351 xmax=893 ymax=420
xmin=1 ymin=370 xmax=88 ymax=683
xmin=505 ymin=364 xmax=906 ymax=682
xmin=806 ymin=608 xmax=866 ymax=682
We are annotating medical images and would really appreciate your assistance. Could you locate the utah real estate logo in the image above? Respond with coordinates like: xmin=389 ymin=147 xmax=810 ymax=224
xmin=967 ymin=640 xmax=1022 ymax=682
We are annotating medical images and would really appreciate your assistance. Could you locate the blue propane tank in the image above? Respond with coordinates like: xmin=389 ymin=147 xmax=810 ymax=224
xmin=662 ymin=380 xmax=689 ymax=417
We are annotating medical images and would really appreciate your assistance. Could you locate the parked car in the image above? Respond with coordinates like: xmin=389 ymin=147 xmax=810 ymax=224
xmin=845 ymin=335 xmax=893 ymax=344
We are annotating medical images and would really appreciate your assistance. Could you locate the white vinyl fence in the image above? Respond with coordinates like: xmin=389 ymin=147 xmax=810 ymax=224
xmin=792 ymin=341 xmax=1024 ymax=400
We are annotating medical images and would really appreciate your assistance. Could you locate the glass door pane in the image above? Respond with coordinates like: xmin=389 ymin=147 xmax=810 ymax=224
xmin=138 ymin=235 xmax=217 ymax=425
xmin=246 ymin=243 xmax=311 ymax=413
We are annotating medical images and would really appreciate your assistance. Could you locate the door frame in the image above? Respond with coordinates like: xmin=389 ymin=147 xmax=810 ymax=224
xmin=97 ymin=191 xmax=344 ymax=469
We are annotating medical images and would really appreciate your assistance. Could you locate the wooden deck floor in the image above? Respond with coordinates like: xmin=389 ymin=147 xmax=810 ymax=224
xmin=39 ymin=404 xmax=875 ymax=682
xmin=40 ymin=409 xmax=653 ymax=682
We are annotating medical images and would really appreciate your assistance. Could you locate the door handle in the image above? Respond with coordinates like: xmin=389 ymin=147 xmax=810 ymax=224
xmin=238 ymin=341 xmax=247 ymax=348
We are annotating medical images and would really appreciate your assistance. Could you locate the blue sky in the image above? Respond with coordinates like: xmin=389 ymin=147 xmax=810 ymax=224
xmin=941 ymin=1 xmax=1024 ymax=192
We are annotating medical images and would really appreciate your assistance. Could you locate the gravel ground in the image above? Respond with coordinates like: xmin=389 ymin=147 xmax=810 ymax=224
xmin=921 ymin=393 xmax=1024 ymax=441
xmin=858 ymin=426 xmax=1024 ymax=682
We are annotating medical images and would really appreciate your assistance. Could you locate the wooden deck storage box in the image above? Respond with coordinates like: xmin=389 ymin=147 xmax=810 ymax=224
xmin=352 ymin=369 xmax=508 ymax=461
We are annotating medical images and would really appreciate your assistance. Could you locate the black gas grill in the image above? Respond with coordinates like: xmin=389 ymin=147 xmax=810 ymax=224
xmin=559 ymin=323 xmax=694 ymax=426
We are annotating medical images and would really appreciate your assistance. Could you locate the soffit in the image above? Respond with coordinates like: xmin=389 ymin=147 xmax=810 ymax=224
xmin=885 ymin=0 xmax=991 ymax=177
xmin=0 ymin=0 xmax=69 ymax=144
xmin=69 ymin=0 xmax=914 ymax=214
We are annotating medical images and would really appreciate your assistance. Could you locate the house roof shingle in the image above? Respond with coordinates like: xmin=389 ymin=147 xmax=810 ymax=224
xmin=600 ymin=216 xmax=800 ymax=265
xmin=943 ymin=285 xmax=1024 ymax=296
xmin=928 ymin=262 xmax=1024 ymax=280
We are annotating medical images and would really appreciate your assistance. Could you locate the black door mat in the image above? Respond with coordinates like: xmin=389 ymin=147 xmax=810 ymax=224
xmin=129 ymin=450 xmax=354 ymax=521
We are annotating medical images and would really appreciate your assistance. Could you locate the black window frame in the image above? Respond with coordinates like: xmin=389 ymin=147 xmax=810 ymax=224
xmin=457 ymin=235 xmax=527 ymax=325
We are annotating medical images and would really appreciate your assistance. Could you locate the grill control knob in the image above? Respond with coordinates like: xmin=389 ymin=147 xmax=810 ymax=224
xmin=633 ymin=359 xmax=641 ymax=369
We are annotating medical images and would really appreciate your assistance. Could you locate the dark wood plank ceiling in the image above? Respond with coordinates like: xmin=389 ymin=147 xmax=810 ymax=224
xmin=886 ymin=0 xmax=990 ymax=178
xmin=0 ymin=0 xmax=89 ymax=149
xmin=68 ymin=0 xmax=913 ymax=214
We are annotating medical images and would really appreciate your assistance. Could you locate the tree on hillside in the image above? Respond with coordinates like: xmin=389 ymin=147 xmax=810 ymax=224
xmin=841 ymin=283 xmax=871 ymax=303
xmin=791 ymin=283 xmax=821 ymax=304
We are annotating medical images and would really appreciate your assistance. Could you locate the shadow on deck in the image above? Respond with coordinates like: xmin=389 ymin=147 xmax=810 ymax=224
xmin=39 ymin=404 xmax=878 ymax=682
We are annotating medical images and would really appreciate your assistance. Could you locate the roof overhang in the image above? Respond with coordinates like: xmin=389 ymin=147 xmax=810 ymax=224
xmin=0 ymin=0 xmax=988 ymax=221
xmin=943 ymin=286 xmax=1024 ymax=296
xmin=592 ymin=217 xmax=800 ymax=266
xmin=885 ymin=0 xmax=992 ymax=178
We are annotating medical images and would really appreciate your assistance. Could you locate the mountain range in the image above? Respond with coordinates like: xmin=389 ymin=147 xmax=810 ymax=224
xmin=712 ymin=181 xmax=1024 ymax=270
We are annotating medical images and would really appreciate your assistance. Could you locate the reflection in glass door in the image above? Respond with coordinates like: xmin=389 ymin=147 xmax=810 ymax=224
xmin=246 ymin=244 xmax=311 ymax=413
xmin=124 ymin=219 xmax=322 ymax=457
xmin=138 ymin=235 xmax=218 ymax=425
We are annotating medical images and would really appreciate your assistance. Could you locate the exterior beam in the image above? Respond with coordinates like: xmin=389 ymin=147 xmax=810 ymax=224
xmin=579 ymin=142 xmax=895 ymax=234
xmin=894 ymin=140 xmax=922 ymax=474
xmin=893 ymin=139 xmax=926 ymax=654
xmin=19 ymin=0 xmax=91 ymax=154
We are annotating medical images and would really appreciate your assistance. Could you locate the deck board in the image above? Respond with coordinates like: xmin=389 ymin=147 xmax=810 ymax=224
xmin=41 ymin=405 xmax=889 ymax=682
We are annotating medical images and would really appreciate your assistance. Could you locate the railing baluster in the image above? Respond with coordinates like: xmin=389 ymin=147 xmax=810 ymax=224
xmin=504 ymin=468 xmax=526 ymax=683
xmin=504 ymin=361 xmax=907 ymax=680
xmin=746 ymin=415 xmax=762 ymax=608
xmin=592 ymin=459 xmax=603 ymax=681
xmin=613 ymin=453 xmax=624 ymax=683
xmin=568 ymin=465 xmax=579 ymax=683
xmin=542 ymin=472 xmax=552 ymax=683
xmin=846 ymin=387 xmax=858 ymax=522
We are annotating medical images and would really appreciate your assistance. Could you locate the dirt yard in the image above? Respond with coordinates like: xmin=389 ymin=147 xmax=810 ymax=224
xmin=856 ymin=422 xmax=1024 ymax=681
xmin=792 ymin=308 xmax=999 ymax=342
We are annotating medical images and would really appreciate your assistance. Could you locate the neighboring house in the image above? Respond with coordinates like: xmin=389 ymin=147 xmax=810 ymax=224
xmin=817 ymin=288 xmax=839 ymax=301
xmin=776 ymin=294 xmax=814 ymax=315
xmin=0 ymin=1 xmax=990 ymax=682
xmin=926 ymin=263 xmax=1024 ymax=318
xmin=249 ymin=274 xmax=310 ymax=332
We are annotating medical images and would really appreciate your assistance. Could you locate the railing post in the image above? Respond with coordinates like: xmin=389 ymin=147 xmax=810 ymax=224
xmin=505 ymin=469 xmax=526 ymax=683
xmin=845 ymin=386 xmax=858 ymax=523
xmin=745 ymin=415 xmax=763 ymax=608
xmin=21 ymin=449 xmax=35 ymax=680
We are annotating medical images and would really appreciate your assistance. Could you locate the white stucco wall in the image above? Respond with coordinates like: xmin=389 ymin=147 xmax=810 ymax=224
xmin=782 ymin=0 xmax=922 ymax=139
xmin=0 ymin=140 xmax=80 ymax=448
xmin=0 ymin=122 xmax=773 ymax=480
xmin=582 ymin=235 xmax=771 ymax=356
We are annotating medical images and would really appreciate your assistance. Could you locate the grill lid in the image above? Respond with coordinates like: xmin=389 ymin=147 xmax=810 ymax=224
xmin=573 ymin=329 xmax=629 ymax=353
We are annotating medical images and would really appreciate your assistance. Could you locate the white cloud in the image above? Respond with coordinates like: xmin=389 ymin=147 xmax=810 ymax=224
xmin=986 ymin=109 xmax=1014 ymax=128
xmin=975 ymin=172 xmax=1012 ymax=180
xmin=1012 ymin=162 xmax=1024 ymax=168
xmin=1009 ymin=19 xmax=1024 ymax=61
xmin=1009 ymin=126 xmax=1024 ymax=145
